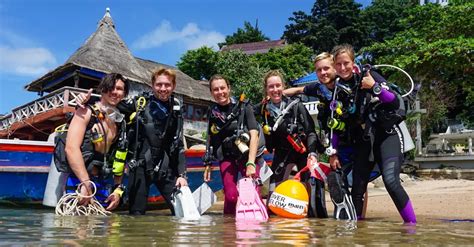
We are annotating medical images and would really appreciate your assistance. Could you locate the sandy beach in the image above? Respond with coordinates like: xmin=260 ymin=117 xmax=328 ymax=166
xmin=362 ymin=177 xmax=474 ymax=220
xmin=209 ymin=177 xmax=474 ymax=221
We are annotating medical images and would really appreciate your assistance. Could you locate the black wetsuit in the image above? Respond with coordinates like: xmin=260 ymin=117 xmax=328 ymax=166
xmin=347 ymin=71 xmax=416 ymax=222
xmin=125 ymin=94 xmax=186 ymax=215
xmin=255 ymin=96 xmax=325 ymax=217
xmin=208 ymin=98 xmax=260 ymax=161
xmin=302 ymin=81 xmax=359 ymax=219
xmin=303 ymin=81 xmax=359 ymax=148
xmin=206 ymin=97 xmax=264 ymax=214
xmin=58 ymin=104 xmax=126 ymax=206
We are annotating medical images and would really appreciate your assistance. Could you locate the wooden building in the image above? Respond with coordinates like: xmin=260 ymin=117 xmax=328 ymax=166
xmin=220 ymin=39 xmax=287 ymax=55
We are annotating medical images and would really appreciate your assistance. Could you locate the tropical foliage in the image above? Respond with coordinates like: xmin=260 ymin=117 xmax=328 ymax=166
xmin=283 ymin=0 xmax=367 ymax=52
xmin=218 ymin=21 xmax=269 ymax=49
xmin=176 ymin=46 xmax=217 ymax=80
xmin=364 ymin=2 xmax=474 ymax=134
xmin=177 ymin=43 xmax=314 ymax=103
xmin=177 ymin=0 xmax=473 ymax=138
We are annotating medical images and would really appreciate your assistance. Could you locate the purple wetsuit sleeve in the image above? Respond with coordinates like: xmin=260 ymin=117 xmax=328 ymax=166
xmin=370 ymin=71 xmax=396 ymax=103
xmin=379 ymin=87 xmax=396 ymax=103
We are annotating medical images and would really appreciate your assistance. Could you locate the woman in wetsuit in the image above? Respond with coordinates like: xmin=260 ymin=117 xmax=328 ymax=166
xmin=256 ymin=70 xmax=325 ymax=217
xmin=332 ymin=44 xmax=416 ymax=223
xmin=202 ymin=74 xmax=264 ymax=215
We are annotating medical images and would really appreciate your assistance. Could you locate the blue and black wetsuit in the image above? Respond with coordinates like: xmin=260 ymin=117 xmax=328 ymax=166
xmin=125 ymin=94 xmax=186 ymax=215
xmin=303 ymin=81 xmax=360 ymax=219
xmin=303 ymin=82 xmax=356 ymax=170
xmin=349 ymin=71 xmax=416 ymax=223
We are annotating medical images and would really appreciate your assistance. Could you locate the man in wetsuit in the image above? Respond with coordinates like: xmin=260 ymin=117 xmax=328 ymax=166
xmin=65 ymin=73 xmax=129 ymax=210
xmin=125 ymin=68 xmax=188 ymax=215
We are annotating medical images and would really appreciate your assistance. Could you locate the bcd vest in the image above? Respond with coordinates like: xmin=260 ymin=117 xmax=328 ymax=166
xmin=136 ymin=95 xmax=183 ymax=173
xmin=208 ymin=97 xmax=265 ymax=161
xmin=53 ymin=104 xmax=123 ymax=177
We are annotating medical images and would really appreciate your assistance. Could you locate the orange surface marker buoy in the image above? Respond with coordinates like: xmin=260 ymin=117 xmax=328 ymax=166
xmin=268 ymin=179 xmax=309 ymax=219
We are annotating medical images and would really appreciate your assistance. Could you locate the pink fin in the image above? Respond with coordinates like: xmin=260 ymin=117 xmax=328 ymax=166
xmin=236 ymin=178 xmax=268 ymax=222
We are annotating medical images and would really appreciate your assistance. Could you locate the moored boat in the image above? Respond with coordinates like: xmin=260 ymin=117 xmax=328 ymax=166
xmin=0 ymin=138 xmax=223 ymax=205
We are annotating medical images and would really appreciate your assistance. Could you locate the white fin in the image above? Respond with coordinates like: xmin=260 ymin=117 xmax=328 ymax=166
xmin=173 ymin=186 xmax=201 ymax=220
xmin=193 ymin=183 xmax=217 ymax=215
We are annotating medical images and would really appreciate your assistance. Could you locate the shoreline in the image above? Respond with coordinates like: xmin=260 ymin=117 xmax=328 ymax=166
xmin=363 ymin=178 xmax=474 ymax=220
xmin=208 ymin=178 xmax=474 ymax=221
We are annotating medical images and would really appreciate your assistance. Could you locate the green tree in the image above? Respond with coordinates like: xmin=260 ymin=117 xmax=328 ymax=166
xmin=283 ymin=0 xmax=367 ymax=52
xmin=218 ymin=21 xmax=270 ymax=49
xmin=176 ymin=46 xmax=218 ymax=80
xmin=215 ymin=50 xmax=268 ymax=104
xmin=362 ymin=0 xmax=418 ymax=43
xmin=363 ymin=2 xmax=474 ymax=135
xmin=252 ymin=43 xmax=313 ymax=81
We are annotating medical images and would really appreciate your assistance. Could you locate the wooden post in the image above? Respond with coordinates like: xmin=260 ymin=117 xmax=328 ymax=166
xmin=415 ymin=96 xmax=426 ymax=155
xmin=63 ymin=89 xmax=70 ymax=108
xmin=73 ymin=73 xmax=80 ymax=88
xmin=469 ymin=137 xmax=473 ymax=155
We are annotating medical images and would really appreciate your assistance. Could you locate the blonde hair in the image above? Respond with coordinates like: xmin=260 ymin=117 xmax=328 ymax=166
xmin=331 ymin=44 xmax=355 ymax=61
xmin=263 ymin=70 xmax=286 ymax=96
xmin=151 ymin=67 xmax=177 ymax=86
xmin=313 ymin=52 xmax=334 ymax=64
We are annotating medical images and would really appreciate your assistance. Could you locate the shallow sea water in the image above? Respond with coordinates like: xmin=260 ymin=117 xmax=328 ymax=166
xmin=0 ymin=207 xmax=473 ymax=245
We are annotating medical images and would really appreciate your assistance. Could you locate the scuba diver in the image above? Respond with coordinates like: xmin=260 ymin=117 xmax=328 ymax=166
xmin=283 ymin=52 xmax=359 ymax=220
xmin=332 ymin=44 xmax=416 ymax=223
xmin=60 ymin=73 xmax=129 ymax=210
xmin=124 ymin=68 xmax=188 ymax=215
xmin=202 ymin=74 xmax=266 ymax=215
xmin=256 ymin=70 xmax=326 ymax=218
xmin=76 ymin=68 xmax=188 ymax=215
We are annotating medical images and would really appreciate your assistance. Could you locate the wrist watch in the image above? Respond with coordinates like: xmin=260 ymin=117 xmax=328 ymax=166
xmin=372 ymin=83 xmax=382 ymax=95
xmin=325 ymin=147 xmax=337 ymax=156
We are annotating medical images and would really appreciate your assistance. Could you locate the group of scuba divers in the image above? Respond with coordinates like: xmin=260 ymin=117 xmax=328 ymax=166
xmin=61 ymin=43 xmax=416 ymax=223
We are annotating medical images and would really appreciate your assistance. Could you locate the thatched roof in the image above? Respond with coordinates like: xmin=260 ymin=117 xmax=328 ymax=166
xmin=135 ymin=58 xmax=211 ymax=101
xmin=24 ymin=9 xmax=212 ymax=102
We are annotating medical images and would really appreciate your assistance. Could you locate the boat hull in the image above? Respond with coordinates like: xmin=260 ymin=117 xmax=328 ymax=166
xmin=0 ymin=139 xmax=223 ymax=205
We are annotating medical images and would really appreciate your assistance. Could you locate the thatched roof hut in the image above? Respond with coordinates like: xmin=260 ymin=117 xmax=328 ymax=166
xmin=25 ymin=8 xmax=212 ymax=103
xmin=1 ymin=9 xmax=211 ymax=140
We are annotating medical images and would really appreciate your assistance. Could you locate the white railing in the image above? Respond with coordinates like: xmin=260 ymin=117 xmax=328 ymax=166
xmin=0 ymin=87 xmax=100 ymax=131
xmin=303 ymin=100 xmax=320 ymax=116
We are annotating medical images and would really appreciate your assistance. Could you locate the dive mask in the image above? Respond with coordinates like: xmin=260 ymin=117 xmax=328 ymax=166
xmin=105 ymin=107 xmax=125 ymax=123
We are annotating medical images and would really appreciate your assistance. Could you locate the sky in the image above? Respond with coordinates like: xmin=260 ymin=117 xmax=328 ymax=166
xmin=0 ymin=0 xmax=371 ymax=115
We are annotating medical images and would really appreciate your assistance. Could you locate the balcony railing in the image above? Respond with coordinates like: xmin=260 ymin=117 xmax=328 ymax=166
xmin=0 ymin=87 xmax=100 ymax=131
xmin=1 ymin=89 xmax=323 ymax=132
xmin=303 ymin=100 xmax=320 ymax=116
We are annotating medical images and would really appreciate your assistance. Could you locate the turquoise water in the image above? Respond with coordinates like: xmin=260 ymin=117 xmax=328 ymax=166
xmin=0 ymin=208 xmax=472 ymax=245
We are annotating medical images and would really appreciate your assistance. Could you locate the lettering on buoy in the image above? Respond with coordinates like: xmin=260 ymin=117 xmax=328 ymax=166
xmin=269 ymin=192 xmax=308 ymax=217
xmin=268 ymin=179 xmax=309 ymax=218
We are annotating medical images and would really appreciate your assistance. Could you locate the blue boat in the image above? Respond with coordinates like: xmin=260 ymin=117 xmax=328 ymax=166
xmin=0 ymin=138 xmax=223 ymax=205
